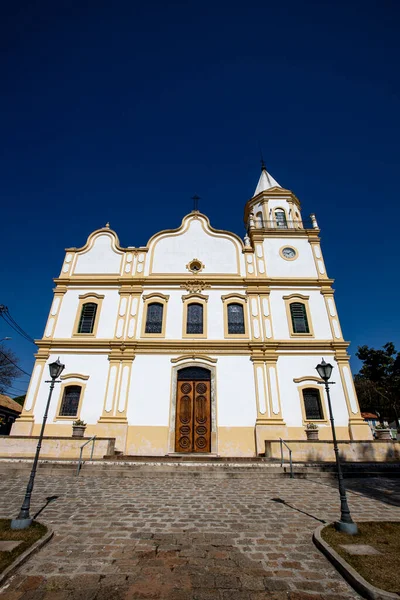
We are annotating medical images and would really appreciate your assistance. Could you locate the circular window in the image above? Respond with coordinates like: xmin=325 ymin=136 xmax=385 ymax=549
xmin=280 ymin=246 xmax=298 ymax=261
xmin=186 ymin=258 xmax=204 ymax=273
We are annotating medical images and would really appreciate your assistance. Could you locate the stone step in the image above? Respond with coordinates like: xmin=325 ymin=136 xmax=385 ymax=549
xmin=0 ymin=458 xmax=398 ymax=479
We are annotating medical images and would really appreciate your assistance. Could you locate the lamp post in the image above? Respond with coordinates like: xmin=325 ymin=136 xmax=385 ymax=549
xmin=11 ymin=358 xmax=65 ymax=530
xmin=316 ymin=358 xmax=358 ymax=535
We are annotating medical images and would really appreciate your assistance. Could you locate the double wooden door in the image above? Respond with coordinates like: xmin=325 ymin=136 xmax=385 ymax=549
xmin=175 ymin=379 xmax=211 ymax=453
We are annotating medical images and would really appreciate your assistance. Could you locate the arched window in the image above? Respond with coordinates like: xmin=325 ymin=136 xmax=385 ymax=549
xmin=256 ymin=211 xmax=263 ymax=228
xmin=303 ymin=388 xmax=324 ymax=420
xmin=145 ymin=302 xmax=164 ymax=334
xmin=227 ymin=303 xmax=245 ymax=334
xmin=290 ymin=303 xmax=309 ymax=334
xmin=177 ymin=366 xmax=211 ymax=381
xmin=78 ymin=303 xmax=98 ymax=334
xmin=187 ymin=303 xmax=203 ymax=334
xmin=59 ymin=385 xmax=82 ymax=417
xmin=275 ymin=209 xmax=287 ymax=228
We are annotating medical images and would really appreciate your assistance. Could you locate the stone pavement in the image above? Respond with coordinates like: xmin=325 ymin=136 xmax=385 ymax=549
xmin=0 ymin=471 xmax=399 ymax=599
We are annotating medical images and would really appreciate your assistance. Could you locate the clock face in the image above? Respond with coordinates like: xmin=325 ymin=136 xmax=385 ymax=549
xmin=282 ymin=247 xmax=296 ymax=259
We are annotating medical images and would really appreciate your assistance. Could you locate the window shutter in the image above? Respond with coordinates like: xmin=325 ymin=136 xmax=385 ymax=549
xmin=290 ymin=303 xmax=309 ymax=334
xmin=78 ymin=303 xmax=98 ymax=334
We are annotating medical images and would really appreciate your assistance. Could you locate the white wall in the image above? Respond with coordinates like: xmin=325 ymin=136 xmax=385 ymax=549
xmin=127 ymin=355 xmax=173 ymax=426
xmin=148 ymin=217 xmax=245 ymax=275
xmin=137 ymin=288 xmax=248 ymax=340
xmin=54 ymin=289 xmax=120 ymax=338
xmin=263 ymin=238 xmax=318 ymax=278
xmin=73 ymin=233 xmax=123 ymax=274
xmin=216 ymin=357 xmax=256 ymax=426
xmin=33 ymin=353 xmax=109 ymax=424
xmin=269 ymin=289 xmax=332 ymax=340
xmin=277 ymin=354 xmax=349 ymax=427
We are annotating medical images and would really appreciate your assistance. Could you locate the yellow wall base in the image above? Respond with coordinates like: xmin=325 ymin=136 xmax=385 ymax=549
xmin=349 ymin=421 xmax=373 ymax=441
xmin=265 ymin=439 xmax=400 ymax=462
xmin=10 ymin=419 xmax=34 ymax=437
xmin=0 ymin=436 xmax=115 ymax=459
xmin=218 ymin=427 xmax=256 ymax=457
xmin=125 ymin=426 xmax=169 ymax=456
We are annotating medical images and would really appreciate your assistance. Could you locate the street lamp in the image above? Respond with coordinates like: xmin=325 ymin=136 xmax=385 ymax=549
xmin=11 ymin=358 xmax=65 ymax=530
xmin=316 ymin=358 xmax=358 ymax=535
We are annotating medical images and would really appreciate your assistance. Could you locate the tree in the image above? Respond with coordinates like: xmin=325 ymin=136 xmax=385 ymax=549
xmin=13 ymin=394 xmax=26 ymax=407
xmin=354 ymin=342 xmax=400 ymax=424
xmin=0 ymin=344 xmax=21 ymax=395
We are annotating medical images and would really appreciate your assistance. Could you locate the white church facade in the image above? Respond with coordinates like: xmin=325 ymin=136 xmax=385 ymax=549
xmin=12 ymin=167 xmax=372 ymax=456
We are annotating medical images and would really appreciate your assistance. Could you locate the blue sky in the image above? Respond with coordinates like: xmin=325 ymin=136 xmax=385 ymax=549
xmin=1 ymin=0 xmax=399 ymax=396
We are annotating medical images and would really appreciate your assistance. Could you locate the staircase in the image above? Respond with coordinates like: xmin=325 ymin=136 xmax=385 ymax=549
xmin=0 ymin=455 xmax=399 ymax=479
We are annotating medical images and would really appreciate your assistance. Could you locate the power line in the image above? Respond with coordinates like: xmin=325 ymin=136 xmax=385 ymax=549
xmin=4 ymin=385 xmax=28 ymax=394
xmin=0 ymin=305 xmax=36 ymax=344
xmin=0 ymin=350 xmax=31 ymax=377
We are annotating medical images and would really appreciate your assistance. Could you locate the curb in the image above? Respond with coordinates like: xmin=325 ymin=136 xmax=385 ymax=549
xmin=0 ymin=526 xmax=53 ymax=586
xmin=313 ymin=523 xmax=399 ymax=600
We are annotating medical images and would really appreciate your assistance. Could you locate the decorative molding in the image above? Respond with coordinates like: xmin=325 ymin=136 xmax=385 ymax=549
xmin=181 ymin=293 xmax=209 ymax=303
xmin=171 ymin=355 xmax=218 ymax=364
xmin=186 ymin=258 xmax=205 ymax=274
xmin=60 ymin=373 xmax=90 ymax=381
xmin=78 ymin=293 xmax=105 ymax=300
xmin=180 ymin=280 xmax=211 ymax=294
xmin=142 ymin=293 xmax=170 ymax=302
xmin=221 ymin=293 xmax=247 ymax=302
xmin=293 ymin=376 xmax=324 ymax=384
xmin=282 ymin=294 xmax=310 ymax=300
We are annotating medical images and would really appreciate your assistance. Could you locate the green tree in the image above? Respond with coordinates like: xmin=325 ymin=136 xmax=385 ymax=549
xmin=354 ymin=342 xmax=400 ymax=424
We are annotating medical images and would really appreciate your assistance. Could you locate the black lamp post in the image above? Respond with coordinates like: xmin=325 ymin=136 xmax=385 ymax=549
xmin=316 ymin=358 xmax=358 ymax=535
xmin=11 ymin=358 xmax=65 ymax=530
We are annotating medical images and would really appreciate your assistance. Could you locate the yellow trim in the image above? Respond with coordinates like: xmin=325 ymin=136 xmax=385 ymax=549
xmin=60 ymin=373 xmax=89 ymax=381
xmin=78 ymin=293 xmax=105 ymax=300
xmin=148 ymin=213 xmax=243 ymax=275
xmin=185 ymin=258 xmax=205 ymax=274
xmin=322 ymin=292 xmax=343 ymax=341
xmin=222 ymin=298 xmax=249 ymax=339
xmin=297 ymin=383 xmax=328 ymax=424
xmin=54 ymin=382 xmax=86 ymax=421
xmin=293 ymin=376 xmax=324 ymax=383
xmin=182 ymin=295 xmax=208 ymax=339
xmin=279 ymin=246 xmax=298 ymax=261
xmin=171 ymin=355 xmax=218 ymax=364
xmin=141 ymin=294 xmax=169 ymax=338
xmin=43 ymin=288 xmax=66 ymax=339
xmin=221 ymin=293 xmax=247 ymax=302
xmin=142 ymin=293 xmax=170 ymax=302
xmin=73 ymin=295 xmax=104 ymax=337
xmin=284 ymin=295 xmax=314 ymax=338
xmin=283 ymin=293 xmax=309 ymax=300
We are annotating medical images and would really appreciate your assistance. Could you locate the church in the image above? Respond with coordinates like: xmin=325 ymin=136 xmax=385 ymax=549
xmin=12 ymin=166 xmax=371 ymax=456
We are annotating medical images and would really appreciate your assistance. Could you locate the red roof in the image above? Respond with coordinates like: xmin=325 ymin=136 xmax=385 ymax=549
xmin=361 ymin=412 xmax=378 ymax=419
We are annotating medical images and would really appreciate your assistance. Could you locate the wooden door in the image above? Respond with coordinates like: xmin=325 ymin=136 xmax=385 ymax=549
xmin=175 ymin=380 xmax=211 ymax=453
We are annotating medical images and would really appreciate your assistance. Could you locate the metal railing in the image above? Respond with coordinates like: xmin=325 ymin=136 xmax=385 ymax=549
xmin=252 ymin=219 xmax=316 ymax=230
xmin=76 ymin=436 xmax=96 ymax=476
xmin=279 ymin=438 xmax=293 ymax=479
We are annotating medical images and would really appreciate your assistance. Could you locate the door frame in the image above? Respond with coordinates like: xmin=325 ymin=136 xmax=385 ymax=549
xmin=168 ymin=358 xmax=218 ymax=454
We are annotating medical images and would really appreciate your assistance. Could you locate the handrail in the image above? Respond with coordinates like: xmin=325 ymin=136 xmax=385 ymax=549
xmin=76 ymin=436 xmax=96 ymax=476
xmin=279 ymin=438 xmax=293 ymax=479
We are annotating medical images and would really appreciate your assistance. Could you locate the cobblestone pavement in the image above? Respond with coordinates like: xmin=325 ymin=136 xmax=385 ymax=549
xmin=0 ymin=472 xmax=399 ymax=600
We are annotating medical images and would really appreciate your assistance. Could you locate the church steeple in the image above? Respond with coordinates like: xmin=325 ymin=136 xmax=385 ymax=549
xmin=253 ymin=162 xmax=281 ymax=196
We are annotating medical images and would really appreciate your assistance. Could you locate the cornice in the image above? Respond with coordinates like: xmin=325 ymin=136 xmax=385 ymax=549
xmin=34 ymin=338 xmax=350 ymax=354
xmin=53 ymin=276 xmax=334 ymax=288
